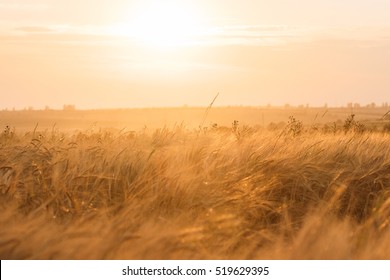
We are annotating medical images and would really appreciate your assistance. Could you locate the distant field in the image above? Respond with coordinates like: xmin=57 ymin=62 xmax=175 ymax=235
xmin=0 ymin=107 xmax=390 ymax=259
xmin=0 ymin=106 xmax=389 ymax=132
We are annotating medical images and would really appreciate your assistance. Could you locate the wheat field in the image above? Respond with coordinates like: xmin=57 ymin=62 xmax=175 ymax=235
xmin=1 ymin=112 xmax=390 ymax=259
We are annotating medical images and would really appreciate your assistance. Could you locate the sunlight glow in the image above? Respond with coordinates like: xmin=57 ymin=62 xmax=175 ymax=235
xmin=126 ymin=2 xmax=203 ymax=48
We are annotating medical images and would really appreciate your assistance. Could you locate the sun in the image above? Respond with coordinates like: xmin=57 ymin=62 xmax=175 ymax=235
xmin=128 ymin=2 xmax=203 ymax=48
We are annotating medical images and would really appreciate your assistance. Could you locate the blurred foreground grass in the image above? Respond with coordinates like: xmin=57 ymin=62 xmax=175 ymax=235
xmin=0 ymin=122 xmax=390 ymax=259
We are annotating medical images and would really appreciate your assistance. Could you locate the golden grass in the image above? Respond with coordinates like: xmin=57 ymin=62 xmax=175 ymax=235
xmin=0 ymin=125 xmax=390 ymax=259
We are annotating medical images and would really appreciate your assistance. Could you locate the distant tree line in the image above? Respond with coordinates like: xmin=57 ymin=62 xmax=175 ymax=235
xmin=63 ymin=104 xmax=76 ymax=111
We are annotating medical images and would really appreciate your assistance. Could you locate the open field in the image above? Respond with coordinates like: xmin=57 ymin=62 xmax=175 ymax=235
xmin=1 ymin=106 xmax=389 ymax=132
xmin=1 ymin=107 xmax=390 ymax=259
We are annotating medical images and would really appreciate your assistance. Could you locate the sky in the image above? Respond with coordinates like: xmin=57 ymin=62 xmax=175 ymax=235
xmin=0 ymin=0 xmax=389 ymax=109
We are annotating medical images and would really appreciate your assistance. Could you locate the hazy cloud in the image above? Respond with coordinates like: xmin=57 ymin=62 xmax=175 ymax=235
xmin=15 ymin=26 xmax=54 ymax=33
xmin=205 ymin=24 xmax=390 ymax=46
xmin=199 ymin=25 xmax=312 ymax=46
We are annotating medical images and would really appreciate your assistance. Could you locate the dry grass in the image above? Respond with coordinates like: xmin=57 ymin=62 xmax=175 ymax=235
xmin=0 ymin=123 xmax=390 ymax=259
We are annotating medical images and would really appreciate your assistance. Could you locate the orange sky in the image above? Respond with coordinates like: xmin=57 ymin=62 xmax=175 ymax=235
xmin=0 ymin=0 xmax=390 ymax=109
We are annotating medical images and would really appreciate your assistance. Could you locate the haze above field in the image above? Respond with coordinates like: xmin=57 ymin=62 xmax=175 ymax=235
xmin=1 ymin=0 xmax=390 ymax=109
